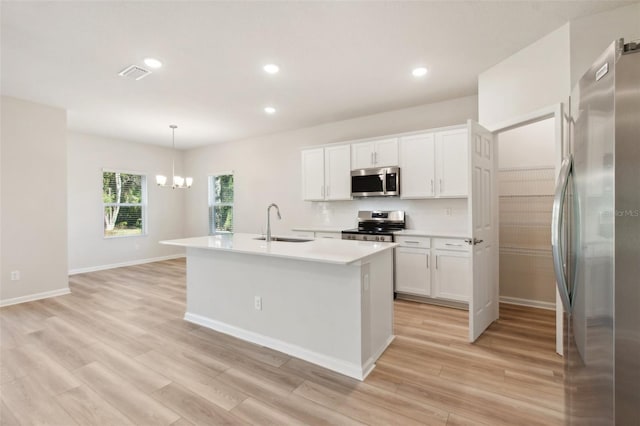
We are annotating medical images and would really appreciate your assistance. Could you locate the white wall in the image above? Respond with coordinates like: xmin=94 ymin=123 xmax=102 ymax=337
xmin=479 ymin=3 xmax=640 ymax=128
xmin=570 ymin=2 xmax=640 ymax=88
xmin=478 ymin=24 xmax=570 ymax=128
xmin=184 ymin=95 xmax=478 ymax=237
xmin=1 ymin=97 xmax=69 ymax=305
xmin=67 ymin=132 xmax=186 ymax=272
xmin=498 ymin=118 xmax=555 ymax=169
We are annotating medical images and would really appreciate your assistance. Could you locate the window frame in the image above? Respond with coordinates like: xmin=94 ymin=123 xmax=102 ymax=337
xmin=208 ymin=171 xmax=234 ymax=235
xmin=102 ymin=168 xmax=148 ymax=239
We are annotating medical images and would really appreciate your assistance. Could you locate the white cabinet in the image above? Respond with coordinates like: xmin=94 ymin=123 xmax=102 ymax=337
xmin=301 ymin=145 xmax=351 ymax=201
xmin=399 ymin=128 xmax=468 ymax=199
xmin=395 ymin=236 xmax=431 ymax=296
xmin=324 ymin=145 xmax=351 ymax=200
xmin=351 ymin=138 xmax=398 ymax=169
xmin=395 ymin=236 xmax=470 ymax=303
xmin=301 ymin=148 xmax=325 ymax=201
xmin=433 ymin=239 xmax=470 ymax=303
xmin=435 ymin=128 xmax=468 ymax=197
xmin=399 ymin=133 xmax=436 ymax=198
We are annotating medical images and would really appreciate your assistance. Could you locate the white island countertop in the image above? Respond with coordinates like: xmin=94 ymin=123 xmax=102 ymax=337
xmin=161 ymin=233 xmax=397 ymax=265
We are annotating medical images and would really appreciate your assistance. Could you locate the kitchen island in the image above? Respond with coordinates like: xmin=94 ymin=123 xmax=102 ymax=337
xmin=161 ymin=233 xmax=397 ymax=380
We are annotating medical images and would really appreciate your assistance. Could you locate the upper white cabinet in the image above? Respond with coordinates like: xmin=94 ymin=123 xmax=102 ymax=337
xmin=301 ymin=145 xmax=351 ymax=201
xmin=435 ymin=128 xmax=468 ymax=197
xmin=351 ymin=138 xmax=398 ymax=169
xmin=399 ymin=133 xmax=436 ymax=198
xmin=301 ymin=148 xmax=324 ymax=201
xmin=324 ymin=145 xmax=351 ymax=200
xmin=399 ymin=127 xmax=468 ymax=199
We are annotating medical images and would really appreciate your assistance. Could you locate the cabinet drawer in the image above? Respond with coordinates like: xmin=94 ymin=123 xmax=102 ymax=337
xmin=315 ymin=231 xmax=341 ymax=239
xmin=395 ymin=236 xmax=430 ymax=248
xmin=433 ymin=238 xmax=468 ymax=251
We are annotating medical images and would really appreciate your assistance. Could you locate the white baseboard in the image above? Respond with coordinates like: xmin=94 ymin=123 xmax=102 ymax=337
xmin=0 ymin=288 xmax=71 ymax=308
xmin=68 ymin=254 xmax=185 ymax=275
xmin=184 ymin=312 xmax=370 ymax=380
xmin=361 ymin=335 xmax=395 ymax=380
xmin=500 ymin=296 xmax=555 ymax=311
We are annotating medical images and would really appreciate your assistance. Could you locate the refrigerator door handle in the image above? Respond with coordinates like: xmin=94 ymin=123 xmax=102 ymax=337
xmin=551 ymin=155 xmax=573 ymax=313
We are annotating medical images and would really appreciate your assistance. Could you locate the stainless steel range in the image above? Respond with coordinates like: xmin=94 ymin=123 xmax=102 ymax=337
xmin=341 ymin=210 xmax=405 ymax=242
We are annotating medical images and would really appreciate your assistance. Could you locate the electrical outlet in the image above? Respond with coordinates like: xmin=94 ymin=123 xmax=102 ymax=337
xmin=254 ymin=296 xmax=262 ymax=311
xmin=445 ymin=208 xmax=452 ymax=216
xmin=10 ymin=270 xmax=20 ymax=281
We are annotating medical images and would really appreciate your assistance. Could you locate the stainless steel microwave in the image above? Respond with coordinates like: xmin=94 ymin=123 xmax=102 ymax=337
xmin=351 ymin=167 xmax=400 ymax=197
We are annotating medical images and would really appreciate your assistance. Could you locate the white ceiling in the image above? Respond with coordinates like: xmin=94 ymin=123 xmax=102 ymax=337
xmin=1 ymin=1 xmax=632 ymax=149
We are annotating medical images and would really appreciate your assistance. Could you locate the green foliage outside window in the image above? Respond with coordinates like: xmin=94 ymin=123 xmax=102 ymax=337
xmin=103 ymin=172 xmax=146 ymax=237
xmin=209 ymin=174 xmax=234 ymax=233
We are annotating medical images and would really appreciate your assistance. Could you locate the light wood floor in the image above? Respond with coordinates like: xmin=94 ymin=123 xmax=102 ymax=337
xmin=0 ymin=258 xmax=565 ymax=425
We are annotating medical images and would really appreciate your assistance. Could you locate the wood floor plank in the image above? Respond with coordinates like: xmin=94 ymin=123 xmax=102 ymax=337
xmin=293 ymin=379 xmax=433 ymax=426
xmin=152 ymin=382 xmax=245 ymax=425
xmin=0 ymin=400 xmax=21 ymax=426
xmin=1 ymin=376 xmax=79 ymax=426
xmin=54 ymin=385 xmax=135 ymax=426
xmin=78 ymin=341 xmax=172 ymax=393
xmin=0 ymin=259 xmax=565 ymax=425
xmin=229 ymin=397 xmax=302 ymax=425
xmin=73 ymin=361 xmax=180 ymax=426
xmin=4 ymin=344 xmax=81 ymax=397
xmin=135 ymin=350 xmax=247 ymax=411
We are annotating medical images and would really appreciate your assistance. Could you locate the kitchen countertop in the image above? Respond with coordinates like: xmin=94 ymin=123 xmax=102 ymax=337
xmin=393 ymin=229 xmax=469 ymax=239
xmin=161 ymin=233 xmax=396 ymax=265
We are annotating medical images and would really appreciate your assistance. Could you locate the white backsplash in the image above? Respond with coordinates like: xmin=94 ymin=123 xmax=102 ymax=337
xmin=306 ymin=198 xmax=469 ymax=234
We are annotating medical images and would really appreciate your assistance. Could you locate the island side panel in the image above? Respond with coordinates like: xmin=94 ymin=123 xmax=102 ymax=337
xmin=360 ymin=249 xmax=395 ymax=376
xmin=184 ymin=247 xmax=365 ymax=378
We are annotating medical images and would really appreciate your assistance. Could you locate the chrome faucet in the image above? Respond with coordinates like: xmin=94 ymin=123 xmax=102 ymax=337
xmin=266 ymin=203 xmax=281 ymax=242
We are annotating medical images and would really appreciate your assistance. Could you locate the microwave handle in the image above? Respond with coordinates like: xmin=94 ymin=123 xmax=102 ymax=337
xmin=382 ymin=171 xmax=387 ymax=194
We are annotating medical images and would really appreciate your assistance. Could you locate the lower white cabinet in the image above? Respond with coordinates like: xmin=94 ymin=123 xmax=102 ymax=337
xmin=433 ymin=249 xmax=470 ymax=302
xmin=395 ymin=236 xmax=470 ymax=303
xmin=395 ymin=246 xmax=431 ymax=296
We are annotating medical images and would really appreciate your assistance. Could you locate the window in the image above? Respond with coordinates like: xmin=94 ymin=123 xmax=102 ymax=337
xmin=208 ymin=173 xmax=234 ymax=233
xmin=103 ymin=171 xmax=147 ymax=238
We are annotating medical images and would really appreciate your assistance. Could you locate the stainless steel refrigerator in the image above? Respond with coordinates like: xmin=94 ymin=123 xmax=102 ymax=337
xmin=552 ymin=39 xmax=639 ymax=425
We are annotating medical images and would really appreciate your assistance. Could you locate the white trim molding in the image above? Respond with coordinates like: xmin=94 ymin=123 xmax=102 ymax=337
xmin=69 ymin=253 xmax=185 ymax=275
xmin=0 ymin=288 xmax=70 ymax=308
xmin=184 ymin=312 xmax=393 ymax=381
xmin=500 ymin=296 xmax=555 ymax=311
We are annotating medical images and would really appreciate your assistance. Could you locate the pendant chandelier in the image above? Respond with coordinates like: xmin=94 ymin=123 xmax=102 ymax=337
xmin=156 ymin=124 xmax=193 ymax=189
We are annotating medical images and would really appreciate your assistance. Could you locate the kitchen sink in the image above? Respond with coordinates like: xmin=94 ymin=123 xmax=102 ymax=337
xmin=254 ymin=236 xmax=313 ymax=243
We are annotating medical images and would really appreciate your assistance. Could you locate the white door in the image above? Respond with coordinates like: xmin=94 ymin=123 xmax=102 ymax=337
xmin=395 ymin=247 xmax=431 ymax=296
xmin=399 ymin=133 xmax=435 ymax=198
xmin=301 ymin=148 xmax=325 ymax=201
xmin=436 ymin=128 xmax=469 ymax=197
xmin=467 ymin=120 xmax=499 ymax=342
xmin=324 ymin=145 xmax=351 ymax=200
xmin=351 ymin=142 xmax=375 ymax=169
xmin=373 ymin=138 xmax=399 ymax=167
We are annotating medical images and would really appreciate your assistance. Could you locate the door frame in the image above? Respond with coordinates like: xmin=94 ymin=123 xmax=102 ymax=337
xmin=483 ymin=103 xmax=565 ymax=356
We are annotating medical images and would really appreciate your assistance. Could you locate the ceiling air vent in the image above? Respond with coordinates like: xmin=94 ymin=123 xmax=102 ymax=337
xmin=118 ymin=64 xmax=151 ymax=80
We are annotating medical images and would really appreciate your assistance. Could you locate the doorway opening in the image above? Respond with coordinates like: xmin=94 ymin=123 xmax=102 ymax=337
xmin=494 ymin=117 xmax=558 ymax=352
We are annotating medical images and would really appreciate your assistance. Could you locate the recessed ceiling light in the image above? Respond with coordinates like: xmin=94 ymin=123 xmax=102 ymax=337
xmin=263 ymin=64 xmax=280 ymax=74
xmin=412 ymin=67 xmax=428 ymax=77
xmin=264 ymin=106 xmax=276 ymax=114
xmin=144 ymin=58 xmax=163 ymax=69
